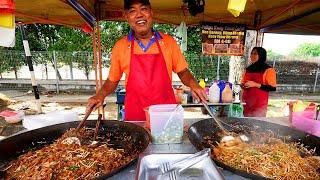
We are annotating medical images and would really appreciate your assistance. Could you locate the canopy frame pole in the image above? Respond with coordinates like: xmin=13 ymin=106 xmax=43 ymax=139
xmin=286 ymin=23 xmax=320 ymax=34
xmin=259 ymin=0 xmax=301 ymax=28
xmin=15 ymin=12 xmax=82 ymax=28
xmin=19 ymin=24 xmax=42 ymax=113
xmin=92 ymin=21 xmax=105 ymax=120
xmin=314 ymin=68 xmax=319 ymax=93
xmin=216 ymin=56 xmax=220 ymax=80
xmin=260 ymin=7 xmax=320 ymax=32
xmin=67 ymin=0 xmax=95 ymax=27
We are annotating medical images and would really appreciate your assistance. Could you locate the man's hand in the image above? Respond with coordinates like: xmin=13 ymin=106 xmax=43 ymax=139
xmin=177 ymin=69 xmax=208 ymax=103
xmin=85 ymin=79 xmax=119 ymax=114
xmin=190 ymin=85 xmax=207 ymax=103
xmin=86 ymin=94 xmax=105 ymax=113
xmin=244 ymin=81 xmax=261 ymax=88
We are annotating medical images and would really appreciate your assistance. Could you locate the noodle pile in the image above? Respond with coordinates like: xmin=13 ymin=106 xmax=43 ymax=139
xmin=208 ymin=132 xmax=320 ymax=180
xmin=5 ymin=129 xmax=137 ymax=180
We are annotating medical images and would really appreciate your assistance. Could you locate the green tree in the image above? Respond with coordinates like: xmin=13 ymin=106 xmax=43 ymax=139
xmin=1 ymin=23 xmax=224 ymax=81
xmin=100 ymin=21 xmax=130 ymax=52
xmin=52 ymin=27 xmax=91 ymax=52
xmin=290 ymin=43 xmax=320 ymax=58
xmin=0 ymin=52 xmax=11 ymax=78
xmin=186 ymin=26 xmax=202 ymax=55
xmin=267 ymin=49 xmax=284 ymax=61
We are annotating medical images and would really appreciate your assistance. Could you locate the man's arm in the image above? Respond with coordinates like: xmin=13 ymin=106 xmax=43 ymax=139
xmin=86 ymin=79 xmax=119 ymax=112
xmin=177 ymin=69 xmax=207 ymax=102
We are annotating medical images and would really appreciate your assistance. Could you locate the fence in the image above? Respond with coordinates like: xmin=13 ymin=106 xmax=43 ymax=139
xmin=0 ymin=50 xmax=319 ymax=93
xmin=267 ymin=58 xmax=320 ymax=92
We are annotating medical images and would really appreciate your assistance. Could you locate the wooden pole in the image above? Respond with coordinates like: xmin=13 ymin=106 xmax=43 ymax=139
xmin=92 ymin=21 xmax=105 ymax=120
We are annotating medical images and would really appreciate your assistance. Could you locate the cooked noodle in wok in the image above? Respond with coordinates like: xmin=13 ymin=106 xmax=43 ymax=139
xmin=207 ymin=131 xmax=320 ymax=180
xmin=5 ymin=128 xmax=137 ymax=179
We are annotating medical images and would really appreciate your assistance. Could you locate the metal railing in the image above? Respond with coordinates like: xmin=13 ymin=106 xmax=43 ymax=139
xmin=0 ymin=50 xmax=319 ymax=93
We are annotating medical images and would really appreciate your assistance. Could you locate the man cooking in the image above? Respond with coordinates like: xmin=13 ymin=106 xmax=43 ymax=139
xmin=86 ymin=0 xmax=207 ymax=121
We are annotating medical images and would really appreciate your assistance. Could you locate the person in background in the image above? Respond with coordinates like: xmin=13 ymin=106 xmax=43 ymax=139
xmin=241 ymin=47 xmax=277 ymax=117
xmin=86 ymin=0 xmax=207 ymax=121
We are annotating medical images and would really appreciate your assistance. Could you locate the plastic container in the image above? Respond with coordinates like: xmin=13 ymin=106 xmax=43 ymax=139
xmin=0 ymin=110 xmax=24 ymax=124
xmin=128 ymin=121 xmax=146 ymax=128
xmin=174 ymin=88 xmax=184 ymax=104
xmin=116 ymin=89 xmax=126 ymax=104
xmin=23 ymin=110 xmax=79 ymax=130
xmin=120 ymin=108 xmax=125 ymax=121
xmin=292 ymin=111 xmax=320 ymax=137
xmin=181 ymin=93 xmax=188 ymax=104
xmin=149 ymin=104 xmax=184 ymax=144
xmin=221 ymin=82 xmax=233 ymax=103
xmin=228 ymin=104 xmax=243 ymax=117
xmin=208 ymin=81 xmax=220 ymax=103
xmin=199 ymin=79 xmax=206 ymax=88
xmin=143 ymin=107 xmax=151 ymax=129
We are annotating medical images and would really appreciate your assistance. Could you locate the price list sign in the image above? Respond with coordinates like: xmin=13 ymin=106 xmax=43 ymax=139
xmin=201 ymin=23 xmax=246 ymax=56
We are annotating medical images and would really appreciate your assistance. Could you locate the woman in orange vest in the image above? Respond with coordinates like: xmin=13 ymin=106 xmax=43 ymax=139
xmin=242 ymin=47 xmax=277 ymax=117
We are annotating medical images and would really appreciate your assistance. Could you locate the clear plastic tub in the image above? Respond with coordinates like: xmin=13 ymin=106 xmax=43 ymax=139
xmin=149 ymin=104 xmax=184 ymax=144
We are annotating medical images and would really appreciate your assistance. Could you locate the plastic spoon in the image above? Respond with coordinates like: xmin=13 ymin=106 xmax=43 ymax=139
xmin=161 ymin=104 xmax=180 ymax=133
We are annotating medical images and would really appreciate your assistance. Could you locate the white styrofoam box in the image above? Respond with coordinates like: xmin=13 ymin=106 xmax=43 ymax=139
xmin=23 ymin=110 xmax=79 ymax=130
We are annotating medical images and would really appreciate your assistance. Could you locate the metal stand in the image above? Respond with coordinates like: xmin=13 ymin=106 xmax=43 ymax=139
xmin=19 ymin=24 xmax=42 ymax=113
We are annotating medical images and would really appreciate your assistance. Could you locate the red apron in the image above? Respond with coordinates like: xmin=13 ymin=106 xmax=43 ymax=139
xmin=124 ymin=38 xmax=176 ymax=121
xmin=242 ymin=72 xmax=269 ymax=117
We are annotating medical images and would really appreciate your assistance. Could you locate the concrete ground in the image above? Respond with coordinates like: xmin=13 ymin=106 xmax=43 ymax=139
xmin=1 ymin=90 xmax=210 ymax=119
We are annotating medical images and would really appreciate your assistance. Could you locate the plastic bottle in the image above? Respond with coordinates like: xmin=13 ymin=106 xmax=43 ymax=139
xmin=199 ymin=79 xmax=206 ymax=88
xmin=222 ymin=82 xmax=233 ymax=103
xmin=209 ymin=81 xmax=220 ymax=103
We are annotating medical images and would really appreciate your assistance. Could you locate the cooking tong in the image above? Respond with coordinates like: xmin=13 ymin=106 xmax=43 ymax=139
xmin=76 ymin=104 xmax=106 ymax=140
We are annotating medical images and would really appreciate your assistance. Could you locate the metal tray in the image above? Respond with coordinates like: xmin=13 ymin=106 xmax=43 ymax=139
xmin=136 ymin=153 xmax=225 ymax=180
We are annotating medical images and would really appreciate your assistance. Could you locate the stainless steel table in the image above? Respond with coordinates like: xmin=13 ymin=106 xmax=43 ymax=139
xmin=107 ymin=118 xmax=250 ymax=180
xmin=181 ymin=102 xmax=245 ymax=108
xmin=107 ymin=117 xmax=291 ymax=179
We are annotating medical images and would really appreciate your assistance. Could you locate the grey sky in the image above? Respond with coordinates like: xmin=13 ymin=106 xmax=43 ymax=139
xmin=263 ymin=33 xmax=320 ymax=55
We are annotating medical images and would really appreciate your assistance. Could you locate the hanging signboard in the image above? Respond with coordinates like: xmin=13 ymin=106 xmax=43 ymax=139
xmin=201 ymin=23 xmax=246 ymax=56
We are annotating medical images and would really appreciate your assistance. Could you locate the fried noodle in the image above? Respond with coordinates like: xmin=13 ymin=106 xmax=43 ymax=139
xmin=5 ymin=128 xmax=137 ymax=180
xmin=208 ymin=132 xmax=320 ymax=180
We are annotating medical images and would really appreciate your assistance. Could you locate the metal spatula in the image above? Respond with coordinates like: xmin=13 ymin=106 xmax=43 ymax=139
xmin=202 ymin=102 xmax=227 ymax=132
xmin=202 ymin=102 xmax=249 ymax=142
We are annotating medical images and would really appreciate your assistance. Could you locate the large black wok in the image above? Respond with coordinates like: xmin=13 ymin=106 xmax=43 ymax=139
xmin=188 ymin=118 xmax=320 ymax=180
xmin=0 ymin=120 xmax=151 ymax=179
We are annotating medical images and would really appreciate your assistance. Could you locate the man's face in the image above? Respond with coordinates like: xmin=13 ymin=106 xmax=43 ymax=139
xmin=125 ymin=3 xmax=153 ymax=36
